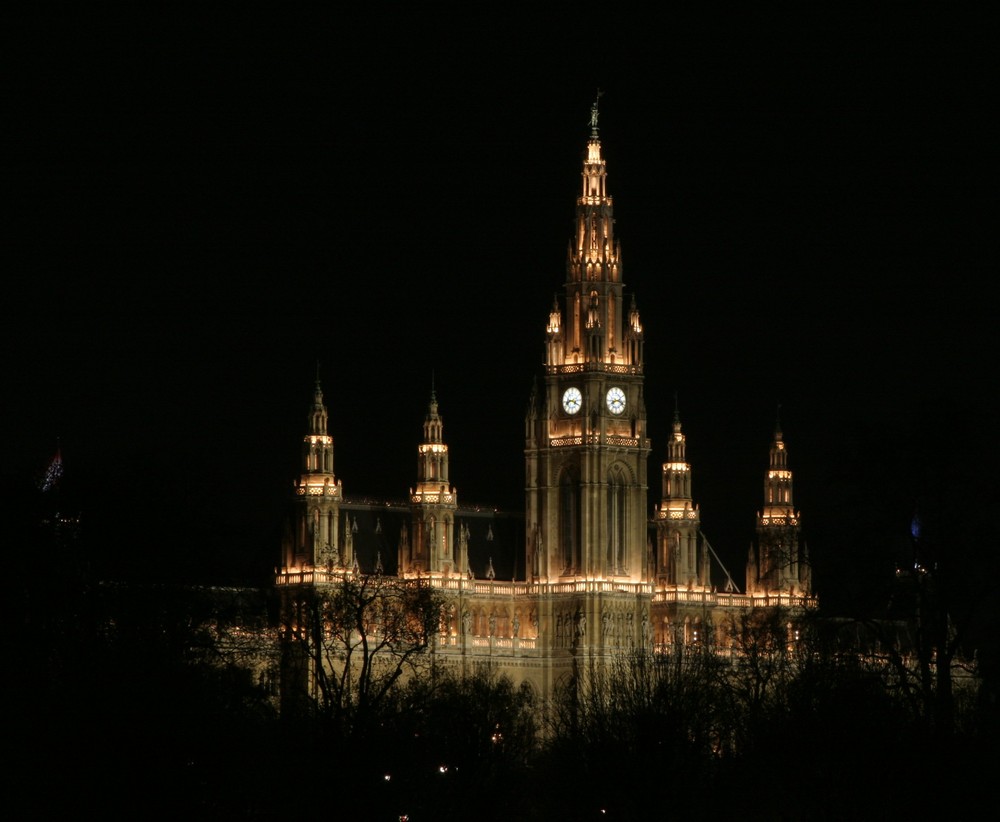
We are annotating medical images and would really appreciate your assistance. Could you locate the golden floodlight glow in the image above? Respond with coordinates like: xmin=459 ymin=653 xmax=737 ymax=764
xmin=298 ymin=478 xmax=341 ymax=497
xmin=664 ymin=462 xmax=689 ymax=472
xmin=411 ymin=492 xmax=455 ymax=504
xmin=307 ymin=435 xmax=333 ymax=445
xmin=760 ymin=515 xmax=799 ymax=526
xmin=657 ymin=507 xmax=698 ymax=520
xmin=768 ymin=470 xmax=792 ymax=479
xmin=419 ymin=444 xmax=448 ymax=454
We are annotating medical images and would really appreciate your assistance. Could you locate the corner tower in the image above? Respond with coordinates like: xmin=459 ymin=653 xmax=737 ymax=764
xmin=283 ymin=378 xmax=343 ymax=572
xmin=654 ymin=400 xmax=708 ymax=590
xmin=402 ymin=388 xmax=460 ymax=578
xmin=747 ymin=420 xmax=811 ymax=597
xmin=525 ymin=97 xmax=651 ymax=585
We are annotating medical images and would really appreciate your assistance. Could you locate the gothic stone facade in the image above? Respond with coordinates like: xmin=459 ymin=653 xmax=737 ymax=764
xmin=276 ymin=105 xmax=814 ymax=703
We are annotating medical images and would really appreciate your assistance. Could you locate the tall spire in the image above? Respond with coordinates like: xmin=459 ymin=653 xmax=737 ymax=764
xmin=424 ymin=379 xmax=443 ymax=445
xmin=545 ymin=94 xmax=632 ymax=368
xmin=308 ymin=375 xmax=328 ymax=438
xmin=526 ymin=99 xmax=649 ymax=588
xmin=764 ymin=414 xmax=792 ymax=512
xmin=304 ymin=379 xmax=333 ymax=471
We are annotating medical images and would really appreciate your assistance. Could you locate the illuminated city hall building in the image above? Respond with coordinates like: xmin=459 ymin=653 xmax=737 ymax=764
xmin=276 ymin=101 xmax=814 ymax=700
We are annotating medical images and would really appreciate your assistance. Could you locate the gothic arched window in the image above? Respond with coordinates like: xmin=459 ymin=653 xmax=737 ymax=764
xmin=607 ymin=465 xmax=628 ymax=575
xmin=559 ymin=468 xmax=580 ymax=574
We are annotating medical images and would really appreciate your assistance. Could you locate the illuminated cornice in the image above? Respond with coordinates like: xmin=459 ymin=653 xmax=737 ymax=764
xmin=295 ymin=480 xmax=342 ymax=498
xmin=418 ymin=443 xmax=448 ymax=455
xmin=656 ymin=508 xmax=699 ymax=521
xmin=758 ymin=513 xmax=800 ymax=526
xmin=537 ymin=579 xmax=652 ymax=594
xmin=550 ymin=434 xmax=644 ymax=448
xmin=411 ymin=492 xmax=456 ymax=505
xmin=651 ymin=589 xmax=817 ymax=609
xmin=548 ymin=362 xmax=642 ymax=375
xmin=550 ymin=435 xmax=583 ymax=447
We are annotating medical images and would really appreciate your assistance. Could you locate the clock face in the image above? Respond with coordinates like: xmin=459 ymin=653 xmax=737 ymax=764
xmin=562 ymin=387 xmax=582 ymax=415
xmin=606 ymin=387 xmax=626 ymax=415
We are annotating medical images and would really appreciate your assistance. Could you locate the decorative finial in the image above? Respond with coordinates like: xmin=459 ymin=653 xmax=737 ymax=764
xmin=589 ymin=89 xmax=604 ymax=137
xmin=674 ymin=392 xmax=680 ymax=424
xmin=775 ymin=403 xmax=783 ymax=439
xmin=313 ymin=361 xmax=324 ymax=401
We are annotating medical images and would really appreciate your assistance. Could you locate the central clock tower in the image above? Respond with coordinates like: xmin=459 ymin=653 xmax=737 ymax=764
xmin=525 ymin=97 xmax=650 ymax=586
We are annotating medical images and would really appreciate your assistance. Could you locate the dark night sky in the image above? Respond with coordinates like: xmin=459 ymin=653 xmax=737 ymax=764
xmin=4 ymin=9 xmax=995 ymax=602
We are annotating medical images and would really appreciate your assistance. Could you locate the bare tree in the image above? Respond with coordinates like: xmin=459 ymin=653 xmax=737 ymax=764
xmin=717 ymin=609 xmax=798 ymax=709
xmin=280 ymin=574 xmax=444 ymax=724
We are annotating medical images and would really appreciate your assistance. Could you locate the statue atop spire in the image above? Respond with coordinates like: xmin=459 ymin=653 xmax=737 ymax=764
xmin=589 ymin=89 xmax=603 ymax=138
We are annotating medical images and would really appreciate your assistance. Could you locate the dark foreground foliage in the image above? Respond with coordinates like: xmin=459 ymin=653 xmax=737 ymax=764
xmin=9 ymin=582 xmax=997 ymax=820
xmin=7 ymin=487 xmax=997 ymax=820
